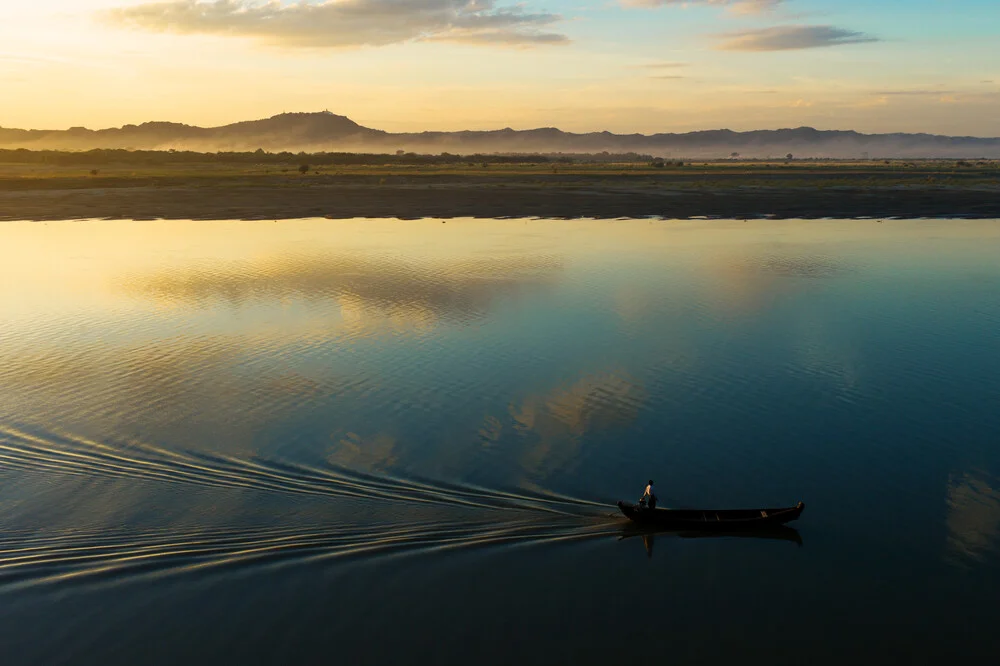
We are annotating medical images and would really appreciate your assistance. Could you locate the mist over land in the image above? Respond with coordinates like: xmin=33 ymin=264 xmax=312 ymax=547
xmin=3 ymin=111 xmax=1000 ymax=159
xmin=5 ymin=112 xmax=999 ymax=222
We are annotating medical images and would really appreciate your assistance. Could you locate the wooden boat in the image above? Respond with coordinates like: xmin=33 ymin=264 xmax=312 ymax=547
xmin=617 ymin=500 xmax=804 ymax=529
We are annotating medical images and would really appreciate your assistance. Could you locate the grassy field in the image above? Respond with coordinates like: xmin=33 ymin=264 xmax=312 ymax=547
xmin=1 ymin=158 xmax=998 ymax=220
xmin=2 ymin=157 xmax=998 ymax=178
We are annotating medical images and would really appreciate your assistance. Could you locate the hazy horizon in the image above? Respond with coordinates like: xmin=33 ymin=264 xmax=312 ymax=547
xmin=6 ymin=109 xmax=1000 ymax=158
xmin=3 ymin=1 xmax=999 ymax=137
xmin=5 ymin=110 xmax=1000 ymax=140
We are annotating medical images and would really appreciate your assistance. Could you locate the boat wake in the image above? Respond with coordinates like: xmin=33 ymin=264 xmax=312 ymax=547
xmin=0 ymin=424 xmax=606 ymax=515
xmin=0 ymin=423 xmax=619 ymax=593
xmin=0 ymin=516 xmax=619 ymax=594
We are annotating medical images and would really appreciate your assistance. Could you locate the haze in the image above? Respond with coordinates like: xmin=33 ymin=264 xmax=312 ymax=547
xmin=2 ymin=0 xmax=999 ymax=136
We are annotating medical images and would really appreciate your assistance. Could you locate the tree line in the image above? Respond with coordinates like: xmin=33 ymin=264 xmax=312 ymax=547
xmin=0 ymin=148 xmax=660 ymax=166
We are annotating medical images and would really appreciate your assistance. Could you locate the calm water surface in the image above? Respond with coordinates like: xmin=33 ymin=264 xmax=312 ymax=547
xmin=1 ymin=218 xmax=999 ymax=664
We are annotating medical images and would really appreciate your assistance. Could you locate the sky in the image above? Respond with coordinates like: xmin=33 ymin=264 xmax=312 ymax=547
xmin=1 ymin=0 xmax=998 ymax=135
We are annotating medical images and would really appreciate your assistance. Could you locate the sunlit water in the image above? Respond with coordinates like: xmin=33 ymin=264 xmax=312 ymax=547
xmin=1 ymin=218 xmax=999 ymax=664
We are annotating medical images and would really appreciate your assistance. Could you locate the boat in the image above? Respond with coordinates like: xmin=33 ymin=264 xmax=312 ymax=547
xmin=617 ymin=500 xmax=804 ymax=529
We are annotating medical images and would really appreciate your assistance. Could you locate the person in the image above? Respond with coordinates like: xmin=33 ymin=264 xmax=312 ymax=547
xmin=640 ymin=479 xmax=657 ymax=510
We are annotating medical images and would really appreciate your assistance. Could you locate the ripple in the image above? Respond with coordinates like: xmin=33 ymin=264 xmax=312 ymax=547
xmin=0 ymin=423 xmax=618 ymax=592
xmin=0 ymin=424 xmax=607 ymax=515
xmin=0 ymin=517 xmax=619 ymax=593
xmin=121 ymin=252 xmax=564 ymax=328
xmin=751 ymin=255 xmax=855 ymax=279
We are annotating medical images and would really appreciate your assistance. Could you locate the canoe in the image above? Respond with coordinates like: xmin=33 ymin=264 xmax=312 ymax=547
xmin=617 ymin=500 xmax=804 ymax=529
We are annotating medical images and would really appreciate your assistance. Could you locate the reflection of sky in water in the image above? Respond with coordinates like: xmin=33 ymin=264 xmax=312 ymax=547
xmin=2 ymin=218 xmax=1000 ymax=664
xmin=947 ymin=472 xmax=1000 ymax=565
xmin=123 ymin=252 xmax=562 ymax=326
xmin=0 ymin=218 xmax=999 ymax=549
xmin=508 ymin=369 xmax=645 ymax=478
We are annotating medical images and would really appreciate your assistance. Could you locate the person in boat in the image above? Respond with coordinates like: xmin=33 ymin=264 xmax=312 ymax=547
xmin=639 ymin=479 xmax=657 ymax=509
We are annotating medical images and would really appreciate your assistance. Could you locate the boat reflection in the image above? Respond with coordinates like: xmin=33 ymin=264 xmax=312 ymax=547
xmin=618 ymin=522 xmax=803 ymax=558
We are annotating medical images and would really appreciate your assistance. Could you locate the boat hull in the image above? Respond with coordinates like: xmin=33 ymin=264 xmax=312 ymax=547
xmin=617 ymin=500 xmax=804 ymax=529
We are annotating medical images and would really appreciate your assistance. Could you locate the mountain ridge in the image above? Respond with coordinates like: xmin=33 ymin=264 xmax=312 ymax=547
xmin=3 ymin=111 xmax=999 ymax=158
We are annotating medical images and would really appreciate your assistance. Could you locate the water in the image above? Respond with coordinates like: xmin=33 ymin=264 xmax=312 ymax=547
xmin=1 ymin=217 xmax=999 ymax=664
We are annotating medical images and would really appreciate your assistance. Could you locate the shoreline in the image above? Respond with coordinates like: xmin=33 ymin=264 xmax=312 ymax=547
xmin=2 ymin=170 xmax=998 ymax=221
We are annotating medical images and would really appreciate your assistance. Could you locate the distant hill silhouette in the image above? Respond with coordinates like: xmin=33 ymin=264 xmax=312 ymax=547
xmin=2 ymin=111 xmax=999 ymax=158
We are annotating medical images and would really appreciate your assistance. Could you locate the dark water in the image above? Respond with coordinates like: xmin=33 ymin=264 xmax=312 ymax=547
xmin=1 ymin=218 xmax=999 ymax=664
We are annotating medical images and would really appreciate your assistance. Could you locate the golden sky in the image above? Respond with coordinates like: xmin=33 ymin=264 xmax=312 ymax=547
xmin=2 ymin=1 xmax=999 ymax=135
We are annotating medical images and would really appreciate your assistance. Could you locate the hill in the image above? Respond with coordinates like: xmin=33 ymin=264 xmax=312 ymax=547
xmin=2 ymin=111 xmax=999 ymax=158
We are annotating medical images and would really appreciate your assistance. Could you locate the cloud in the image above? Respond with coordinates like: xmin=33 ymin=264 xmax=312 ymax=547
xmin=634 ymin=61 xmax=688 ymax=69
xmin=104 ymin=0 xmax=568 ymax=48
xmin=875 ymin=90 xmax=956 ymax=96
xmin=634 ymin=62 xmax=689 ymax=80
xmin=727 ymin=0 xmax=784 ymax=14
xmin=621 ymin=0 xmax=784 ymax=12
xmin=0 ymin=52 xmax=76 ymax=66
xmin=715 ymin=25 xmax=878 ymax=51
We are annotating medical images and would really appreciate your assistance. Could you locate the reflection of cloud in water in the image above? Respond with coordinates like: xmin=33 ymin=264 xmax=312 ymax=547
xmin=328 ymin=432 xmax=399 ymax=473
xmin=749 ymin=255 xmax=853 ymax=279
xmin=0 ymin=335 xmax=343 ymax=453
xmin=946 ymin=472 xmax=1000 ymax=565
xmin=1 ymin=249 xmax=563 ymax=437
xmin=704 ymin=252 xmax=854 ymax=315
xmin=478 ymin=415 xmax=504 ymax=448
xmin=123 ymin=252 xmax=562 ymax=328
xmin=510 ymin=370 xmax=645 ymax=476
